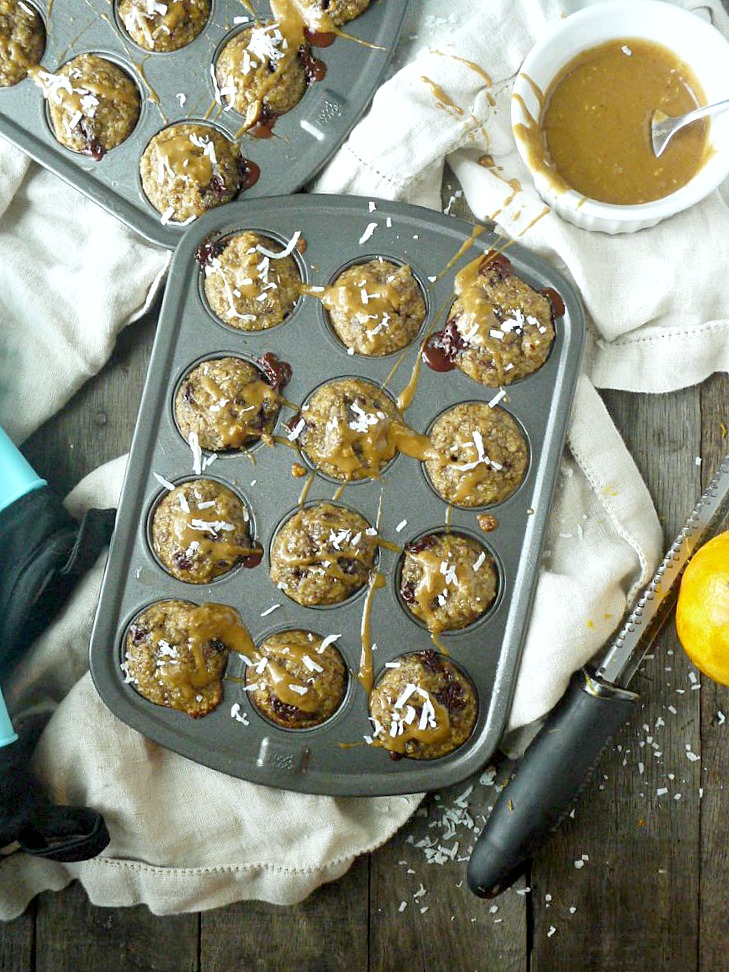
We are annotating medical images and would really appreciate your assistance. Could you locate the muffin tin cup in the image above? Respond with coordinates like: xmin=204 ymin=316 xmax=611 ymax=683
xmin=89 ymin=193 xmax=586 ymax=796
xmin=0 ymin=0 xmax=408 ymax=248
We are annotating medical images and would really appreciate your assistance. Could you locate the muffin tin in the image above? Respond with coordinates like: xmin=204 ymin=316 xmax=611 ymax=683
xmin=0 ymin=0 xmax=407 ymax=248
xmin=88 ymin=194 xmax=586 ymax=796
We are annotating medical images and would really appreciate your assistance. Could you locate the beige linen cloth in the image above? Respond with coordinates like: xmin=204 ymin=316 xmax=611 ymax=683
xmin=3 ymin=0 xmax=727 ymax=918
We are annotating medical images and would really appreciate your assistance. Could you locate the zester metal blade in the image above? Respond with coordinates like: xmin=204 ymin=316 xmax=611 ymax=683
xmin=596 ymin=453 xmax=729 ymax=689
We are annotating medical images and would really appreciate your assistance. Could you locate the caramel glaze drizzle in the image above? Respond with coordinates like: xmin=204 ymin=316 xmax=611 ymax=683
xmin=303 ymin=401 xmax=436 ymax=481
xmin=404 ymin=547 xmax=478 ymax=635
xmin=195 ymin=373 xmax=282 ymax=448
xmin=431 ymin=50 xmax=492 ymax=87
xmin=31 ymin=65 xmax=140 ymax=113
xmin=153 ymin=603 xmax=255 ymax=701
xmin=420 ymin=75 xmax=464 ymax=116
xmin=379 ymin=696 xmax=451 ymax=756
xmin=308 ymin=267 xmax=413 ymax=356
xmin=153 ymin=129 xmax=214 ymax=187
xmin=165 ymin=489 xmax=259 ymax=566
xmin=146 ymin=605 xmax=320 ymax=713
xmin=358 ymin=571 xmax=386 ymax=693
xmin=251 ymin=639 xmax=324 ymax=713
xmin=276 ymin=532 xmax=375 ymax=586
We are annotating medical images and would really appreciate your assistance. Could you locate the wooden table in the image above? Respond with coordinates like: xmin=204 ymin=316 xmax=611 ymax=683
xmin=2 ymin=175 xmax=729 ymax=972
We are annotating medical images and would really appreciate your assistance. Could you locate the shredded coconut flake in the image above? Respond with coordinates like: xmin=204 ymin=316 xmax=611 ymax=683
xmin=256 ymin=230 xmax=301 ymax=260
xmin=153 ymin=472 xmax=176 ymax=491
xmin=358 ymin=221 xmax=378 ymax=245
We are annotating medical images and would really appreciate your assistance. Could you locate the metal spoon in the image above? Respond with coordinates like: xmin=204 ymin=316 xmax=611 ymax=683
xmin=651 ymin=97 xmax=729 ymax=157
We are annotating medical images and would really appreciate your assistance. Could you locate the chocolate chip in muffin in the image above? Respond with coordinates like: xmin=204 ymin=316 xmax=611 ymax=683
xmin=45 ymin=53 xmax=140 ymax=158
xmin=322 ymin=258 xmax=426 ymax=357
xmin=270 ymin=502 xmax=377 ymax=606
xmin=245 ymin=629 xmax=348 ymax=729
xmin=368 ymin=650 xmax=478 ymax=760
xmin=140 ymin=122 xmax=243 ymax=223
xmin=399 ymin=531 xmax=498 ymax=633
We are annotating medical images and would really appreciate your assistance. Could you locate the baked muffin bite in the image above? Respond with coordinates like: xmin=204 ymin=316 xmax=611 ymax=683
xmin=369 ymin=650 xmax=477 ymax=760
xmin=298 ymin=0 xmax=372 ymax=27
xmin=400 ymin=532 xmax=497 ymax=633
xmin=425 ymin=402 xmax=528 ymax=508
xmin=297 ymin=377 xmax=433 ymax=482
xmin=446 ymin=250 xmax=556 ymax=386
xmin=215 ymin=20 xmax=307 ymax=132
xmin=117 ymin=0 xmax=210 ymax=52
xmin=175 ymin=356 xmax=286 ymax=451
xmin=200 ymin=230 xmax=302 ymax=330
xmin=323 ymin=258 xmax=426 ymax=357
xmin=140 ymin=122 xmax=242 ymax=223
xmin=246 ymin=629 xmax=347 ymax=729
xmin=270 ymin=502 xmax=377 ymax=606
xmin=45 ymin=53 xmax=140 ymax=158
xmin=122 ymin=600 xmax=253 ymax=718
xmin=0 ymin=0 xmax=45 ymax=87
xmin=150 ymin=478 xmax=261 ymax=584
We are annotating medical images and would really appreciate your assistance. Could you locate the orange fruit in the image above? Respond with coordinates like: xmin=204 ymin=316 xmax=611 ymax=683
xmin=675 ymin=530 xmax=729 ymax=684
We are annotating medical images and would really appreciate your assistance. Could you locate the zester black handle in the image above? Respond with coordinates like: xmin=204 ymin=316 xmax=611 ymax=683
xmin=467 ymin=671 xmax=639 ymax=898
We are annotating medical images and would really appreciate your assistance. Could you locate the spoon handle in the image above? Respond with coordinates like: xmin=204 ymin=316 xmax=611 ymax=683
xmin=677 ymin=96 xmax=729 ymax=127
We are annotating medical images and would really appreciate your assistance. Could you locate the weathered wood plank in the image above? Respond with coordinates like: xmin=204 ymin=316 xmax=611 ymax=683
xmin=21 ymin=307 xmax=158 ymax=493
xmin=698 ymin=372 xmax=729 ymax=972
xmin=0 ymin=898 xmax=35 ymax=972
xmin=530 ymin=386 xmax=703 ymax=971
xmin=369 ymin=772 xmax=527 ymax=972
xmin=35 ymin=884 xmax=198 ymax=972
xmin=200 ymin=856 xmax=369 ymax=972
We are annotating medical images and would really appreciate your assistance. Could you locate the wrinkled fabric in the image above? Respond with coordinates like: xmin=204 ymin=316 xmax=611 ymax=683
xmin=9 ymin=0 xmax=729 ymax=919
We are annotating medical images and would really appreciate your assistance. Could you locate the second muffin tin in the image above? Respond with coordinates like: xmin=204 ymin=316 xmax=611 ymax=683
xmin=0 ymin=0 xmax=407 ymax=247
xmin=89 ymin=193 xmax=585 ymax=795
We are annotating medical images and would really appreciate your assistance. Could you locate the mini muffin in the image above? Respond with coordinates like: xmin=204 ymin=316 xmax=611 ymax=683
xmin=323 ymin=259 xmax=426 ymax=356
xmin=369 ymin=649 xmax=477 ymax=760
xmin=140 ymin=122 xmax=242 ymax=223
xmin=151 ymin=479 xmax=260 ymax=584
xmin=201 ymin=230 xmax=301 ymax=330
xmin=270 ymin=502 xmax=377 ymax=606
xmin=299 ymin=0 xmax=372 ymax=27
xmin=448 ymin=250 xmax=556 ymax=386
xmin=0 ymin=0 xmax=45 ymax=87
xmin=425 ymin=402 xmax=528 ymax=508
xmin=246 ymin=629 xmax=347 ymax=728
xmin=400 ymin=532 xmax=497 ymax=633
xmin=118 ymin=0 xmax=210 ymax=52
xmin=122 ymin=600 xmax=252 ymax=718
xmin=215 ymin=21 xmax=307 ymax=131
xmin=298 ymin=377 xmax=433 ymax=481
xmin=175 ymin=356 xmax=284 ymax=451
xmin=46 ymin=53 xmax=140 ymax=158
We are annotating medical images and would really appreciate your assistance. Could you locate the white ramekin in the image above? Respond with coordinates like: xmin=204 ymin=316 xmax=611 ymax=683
xmin=511 ymin=0 xmax=729 ymax=234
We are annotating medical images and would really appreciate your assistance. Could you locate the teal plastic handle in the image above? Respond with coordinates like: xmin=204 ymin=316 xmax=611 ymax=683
xmin=0 ymin=685 xmax=17 ymax=748
xmin=0 ymin=425 xmax=46 ymax=515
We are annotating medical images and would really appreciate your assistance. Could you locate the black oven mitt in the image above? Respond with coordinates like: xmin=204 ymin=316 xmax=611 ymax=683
xmin=0 ymin=485 xmax=116 ymax=862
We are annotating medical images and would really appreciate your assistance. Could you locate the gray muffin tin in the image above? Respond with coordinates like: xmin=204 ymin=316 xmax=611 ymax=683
xmin=0 ymin=0 xmax=406 ymax=248
xmin=89 ymin=194 xmax=586 ymax=796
